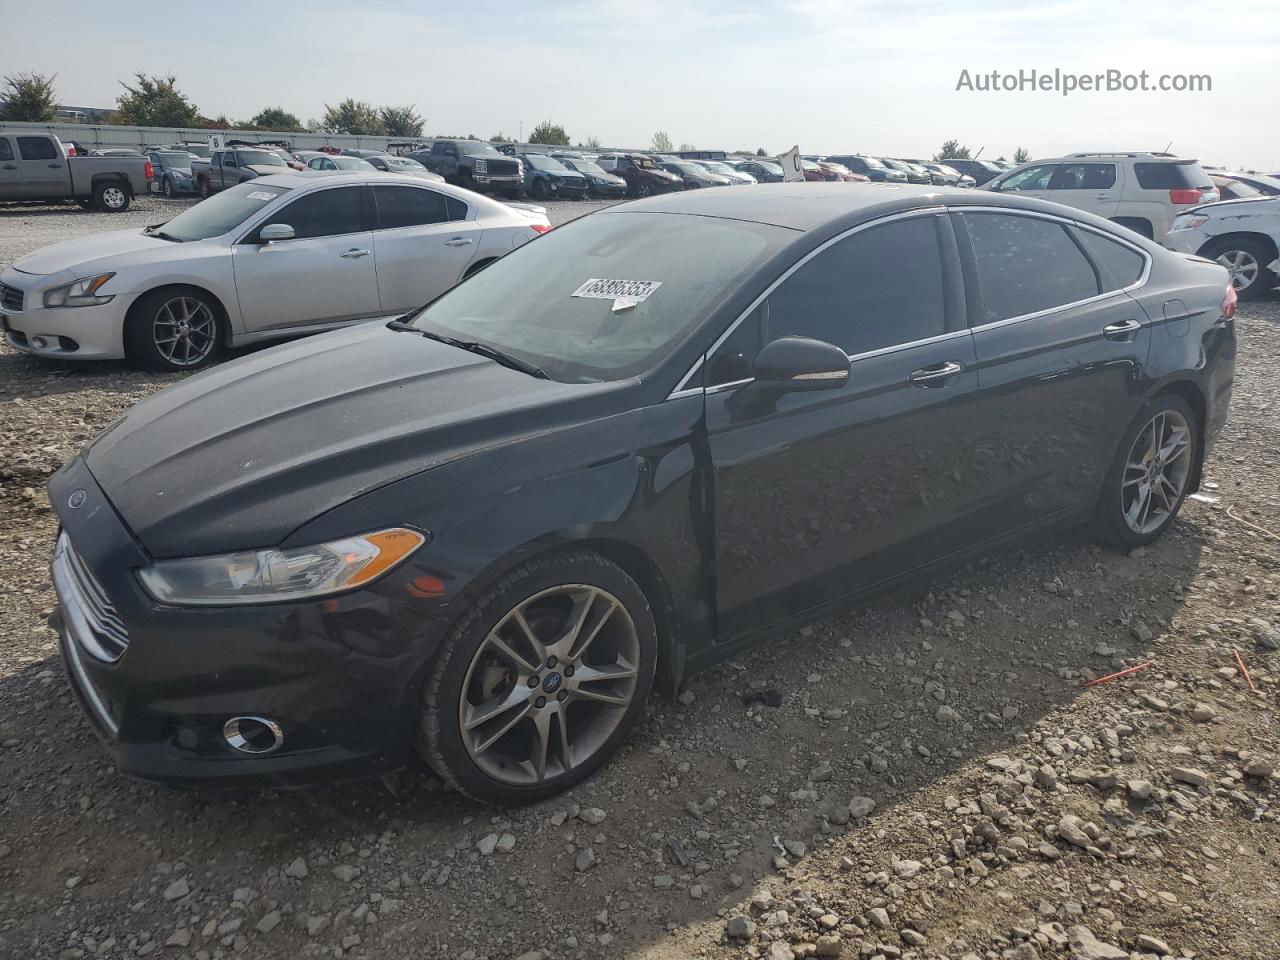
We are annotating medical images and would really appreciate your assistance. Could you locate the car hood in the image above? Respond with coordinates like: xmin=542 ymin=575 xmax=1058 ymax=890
xmin=82 ymin=321 xmax=616 ymax=558
xmin=13 ymin=228 xmax=170 ymax=276
xmin=589 ymin=172 xmax=626 ymax=184
xmin=1191 ymin=195 xmax=1280 ymax=216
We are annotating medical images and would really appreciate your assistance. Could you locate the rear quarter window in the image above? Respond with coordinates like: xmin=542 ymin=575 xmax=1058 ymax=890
xmin=1073 ymin=228 xmax=1147 ymax=291
xmin=1134 ymin=162 xmax=1210 ymax=189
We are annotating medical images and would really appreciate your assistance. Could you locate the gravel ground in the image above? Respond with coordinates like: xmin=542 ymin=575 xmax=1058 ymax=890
xmin=1 ymin=198 xmax=1278 ymax=960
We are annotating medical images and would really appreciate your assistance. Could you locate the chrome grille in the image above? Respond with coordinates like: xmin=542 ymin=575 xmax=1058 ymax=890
xmin=52 ymin=532 xmax=130 ymax=662
xmin=0 ymin=281 xmax=23 ymax=312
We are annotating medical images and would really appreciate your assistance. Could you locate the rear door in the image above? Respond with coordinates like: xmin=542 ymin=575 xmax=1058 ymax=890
xmin=705 ymin=212 xmax=985 ymax=638
xmin=232 ymin=185 xmax=381 ymax=332
xmin=15 ymin=136 xmax=68 ymax=198
xmin=1046 ymin=161 xmax=1120 ymax=220
xmin=369 ymin=184 xmax=478 ymax=314
xmin=956 ymin=209 xmax=1152 ymax=532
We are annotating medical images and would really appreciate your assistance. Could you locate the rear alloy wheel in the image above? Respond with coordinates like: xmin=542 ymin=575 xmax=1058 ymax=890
xmin=126 ymin=289 xmax=221 ymax=372
xmin=420 ymin=551 xmax=656 ymax=804
xmin=93 ymin=182 xmax=130 ymax=212
xmin=1203 ymin=237 xmax=1275 ymax=301
xmin=1094 ymin=394 xmax=1197 ymax=548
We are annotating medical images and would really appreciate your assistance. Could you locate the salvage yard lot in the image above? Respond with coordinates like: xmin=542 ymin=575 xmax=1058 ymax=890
xmin=1 ymin=198 xmax=1278 ymax=960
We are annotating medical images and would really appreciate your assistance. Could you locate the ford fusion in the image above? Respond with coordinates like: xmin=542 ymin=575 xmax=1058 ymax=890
xmin=49 ymin=184 xmax=1235 ymax=804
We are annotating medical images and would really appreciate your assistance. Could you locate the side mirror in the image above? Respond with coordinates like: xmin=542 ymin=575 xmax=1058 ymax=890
xmin=259 ymin=223 xmax=295 ymax=243
xmin=752 ymin=336 xmax=849 ymax=391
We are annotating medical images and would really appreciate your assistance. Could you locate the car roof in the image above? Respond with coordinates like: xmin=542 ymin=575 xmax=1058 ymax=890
xmin=598 ymin=182 xmax=1131 ymax=233
xmin=251 ymin=171 xmax=500 ymax=206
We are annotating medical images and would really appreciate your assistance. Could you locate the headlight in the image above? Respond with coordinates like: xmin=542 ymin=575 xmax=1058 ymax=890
xmin=1172 ymin=214 xmax=1209 ymax=231
xmin=474 ymin=158 xmax=489 ymax=174
xmin=137 ymin=527 xmax=426 ymax=606
xmin=171 ymin=170 xmax=192 ymax=179
xmin=44 ymin=273 xmax=115 ymax=308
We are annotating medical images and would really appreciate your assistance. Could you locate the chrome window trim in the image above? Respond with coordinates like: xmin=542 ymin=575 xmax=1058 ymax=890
xmin=667 ymin=206 xmax=947 ymax=398
xmin=953 ymin=206 xmax=1153 ymax=334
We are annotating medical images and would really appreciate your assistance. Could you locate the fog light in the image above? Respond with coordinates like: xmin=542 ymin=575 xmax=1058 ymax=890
xmin=223 ymin=716 xmax=284 ymax=754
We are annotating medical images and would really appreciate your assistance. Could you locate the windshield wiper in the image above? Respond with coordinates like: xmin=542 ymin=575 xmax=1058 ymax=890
xmin=144 ymin=224 xmax=183 ymax=242
xmin=387 ymin=320 xmax=548 ymax=379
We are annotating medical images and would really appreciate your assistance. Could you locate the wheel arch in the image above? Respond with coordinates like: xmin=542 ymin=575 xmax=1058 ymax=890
xmin=462 ymin=257 xmax=499 ymax=279
xmin=124 ymin=282 xmax=234 ymax=352
xmin=1197 ymin=230 xmax=1279 ymax=263
xmin=1110 ymin=216 xmax=1154 ymax=239
xmin=90 ymin=171 xmax=132 ymax=195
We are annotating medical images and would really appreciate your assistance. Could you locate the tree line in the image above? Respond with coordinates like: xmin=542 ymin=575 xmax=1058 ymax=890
xmin=0 ymin=72 xmax=425 ymax=137
xmin=935 ymin=138 xmax=1030 ymax=164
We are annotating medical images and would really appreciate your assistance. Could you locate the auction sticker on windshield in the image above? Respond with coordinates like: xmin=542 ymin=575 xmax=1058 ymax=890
xmin=246 ymin=191 xmax=278 ymax=201
xmin=572 ymin=279 xmax=662 ymax=312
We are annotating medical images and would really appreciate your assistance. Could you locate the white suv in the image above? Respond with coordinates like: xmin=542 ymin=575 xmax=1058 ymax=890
xmin=983 ymin=152 xmax=1218 ymax=242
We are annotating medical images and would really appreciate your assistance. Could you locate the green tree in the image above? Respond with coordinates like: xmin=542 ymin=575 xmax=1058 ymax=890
xmin=934 ymin=139 xmax=970 ymax=161
xmin=202 ymin=114 xmax=231 ymax=129
xmin=529 ymin=120 xmax=570 ymax=145
xmin=755 ymin=147 xmax=767 ymax=156
xmin=320 ymin=98 xmax=385 ymax=135
xmin=650 ymin=130 xmax=673 ymax=152
xmin=0 ymin=72 xmax=58 ymax=122
xmin=1012 ymin=146 xmax=1030 ymax=164
xmin=490 ymin=131 xmax=509 ymax=143
xmin=380 ymin=104 xmax=424 ymax=138
xmin=250 ymin=106 xmax=302 ymax=131
xmin=115 ymin=73 xmax=201 ymax=127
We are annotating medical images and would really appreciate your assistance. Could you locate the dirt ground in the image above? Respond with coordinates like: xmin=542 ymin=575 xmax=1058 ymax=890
xmin=1 ymin=198 xmax=1277 ymax=960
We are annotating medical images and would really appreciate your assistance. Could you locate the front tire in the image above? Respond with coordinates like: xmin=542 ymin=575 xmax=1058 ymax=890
xmin=530 ymin=178 xmax=550 ymax=201
xmin=419 ymin=550 xmax=657 ymax=805
xmin=1202 ymin=237 xmax=1276 ymax=301
xmin=92 ymin=181 xmax=130 ymax=212
xmin=1093 ymin=393 xmax=1197 ymax=549
xmin=125 ymin=288 xmax=222 ymax=372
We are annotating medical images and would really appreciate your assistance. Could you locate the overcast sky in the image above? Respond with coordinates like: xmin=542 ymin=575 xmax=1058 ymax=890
xmin=9 ymin=0 xmax=1278 ymax=169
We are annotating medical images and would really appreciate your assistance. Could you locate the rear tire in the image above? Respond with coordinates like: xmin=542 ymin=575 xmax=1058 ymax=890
xmin=1092 ymin=393 xmax=1198 ymax=549
xmin=125 ymin=288 xmax=223 ymax=372
xmin=162 ymin=176 xmax=174 ymax=198
xmin=418 ymin=550 xmax=657 ymax=805
xmin=92 ymin=181 xmax=130 ymax=212
xmin=198 ymin=176 xmax=211 ymax=198
xmin=1201 ymin=236 xmax=1276 ymax=301
xmin=531 ymin=178 xmax=550 ymax=201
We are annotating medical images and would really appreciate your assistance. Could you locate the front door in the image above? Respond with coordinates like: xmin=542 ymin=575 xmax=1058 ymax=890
xmin=14 ymin=136 xmax=67 ymax=197
xmin=955 ymin=210 xmax=1152 ymax=532
xmin=705 ymin=212 xmax=984 ymax=639
xmin=232 ymin=185 xmax=381 ymax=332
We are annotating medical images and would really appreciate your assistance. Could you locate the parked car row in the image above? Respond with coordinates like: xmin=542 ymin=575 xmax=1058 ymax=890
xmin=0 ymin=132 xmax=151 ymax=211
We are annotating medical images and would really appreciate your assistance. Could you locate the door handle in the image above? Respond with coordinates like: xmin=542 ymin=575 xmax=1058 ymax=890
xmin=909 ymin=360 xmax=964 ymax=387
xmin=443 ymin=237 xmax=474 ymax=247
xmin=48 ymin=163 xmax=62 ymax=168
xmin=1103 ymin=319 xmax=1141 ymax=341
xmin=340 ymin=248 xmax=371 ymax=259
xmin=1 ymin=164 xmax=15 ymax=170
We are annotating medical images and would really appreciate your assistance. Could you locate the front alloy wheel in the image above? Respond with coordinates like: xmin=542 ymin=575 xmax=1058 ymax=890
xmin=126 ymin=289 xmax=221 ymax=372
xmin=420 ymin=551 xmax=656 ymax=804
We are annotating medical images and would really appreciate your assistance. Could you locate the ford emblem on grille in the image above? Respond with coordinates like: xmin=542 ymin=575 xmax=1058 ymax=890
xmin=68 ymin=489 xmax=87 ymax=509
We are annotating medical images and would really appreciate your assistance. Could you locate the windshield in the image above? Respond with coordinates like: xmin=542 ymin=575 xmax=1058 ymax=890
xmin=802 ymin=160 xmax=820 ymax=170
xmin=525 ymin=155 xmax=568 ymax=172
xmin=702 ymin=161 xmax=735 ymax=175
xmin=335 ymin=156 xmax=376 ymax=170
xmin=752 ymin=161 xmax=783 ymax=174
xmin=633 ymin=156 xmax=659 ymax=170
xmin=569 ymin=160 xmax=609 ymax=176
xmin=157 ymin=182 xmax=291 ymax=241
xmin=409 ymin=212 xmax=785 ymax=382
xmin=459 ymin=142 xmax=503 ymax=157
xmin=157 ymin=152 xmax=192 ymax=168
xmin=673 ymin=162 xmax=706 ymax=175
xmin=823 ymin=162 xmax=852 ymax=175
xmin=386 ymin=157 xmax=425 ymax=170
xmin=235 ymin=150 xmax=285 ymax=167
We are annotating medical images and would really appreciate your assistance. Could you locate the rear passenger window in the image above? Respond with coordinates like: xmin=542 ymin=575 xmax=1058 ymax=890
xmin=1074 ymin=228 xmax=1146 ymax=290
xmin=372 ymin=185 xmax=449 ymax=229
xmin=445 ymin=197 xmax=467 ymax=220
xmin=961 ymin=213 xmax=1099 ymax=323
xmin=766 ymin=215 xmax=947 ymax=356
xmin=0 ymin=139 xmax=12 ymax=162
xmin=1050 ymin=163 xmax=1116 ymax=190
xmin=18 ymin=137 xmax=58 ymax=160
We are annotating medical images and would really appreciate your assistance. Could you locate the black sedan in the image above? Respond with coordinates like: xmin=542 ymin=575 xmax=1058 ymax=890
xmin=50 ymin=185 xmax=1236 ymax=804
xmin=660 ymin=160 xmax=731 ymax=189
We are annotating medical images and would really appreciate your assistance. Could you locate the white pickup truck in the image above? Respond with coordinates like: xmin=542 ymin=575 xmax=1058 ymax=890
xmin=0 ymin=132 xmax=152 ymax=212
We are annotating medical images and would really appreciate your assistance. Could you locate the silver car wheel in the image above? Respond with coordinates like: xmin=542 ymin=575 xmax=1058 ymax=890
xmin=101 ymin=186 xmax=127 ymax=209
xmin=458 ymin=584 xmax=640 ymax=786
xmin=1121 ymin=409 xmax=1192 ymax=535
xmin=153 ymin=296 xmax=217 ymax=367
xmin=1216 ymin=249 xmax=1260 ymax=291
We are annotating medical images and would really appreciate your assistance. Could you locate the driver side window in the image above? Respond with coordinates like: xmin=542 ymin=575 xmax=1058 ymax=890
xmin=994 ymin=164 xmax=1056 ymax=191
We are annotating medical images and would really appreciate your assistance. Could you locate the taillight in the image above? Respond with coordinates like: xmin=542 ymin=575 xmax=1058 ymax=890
xmin=530 ymin=224 xmax=552 ymax=234
xmin=1221 ymin=282 xmax=1237 ymax=320
xmin=144 ymin=161 xmax=154 ymax=179
xmin=1169 ymin=188 xmax=1203 ymax=204
xmin=66 ymin=145 xmax=76 ymax=156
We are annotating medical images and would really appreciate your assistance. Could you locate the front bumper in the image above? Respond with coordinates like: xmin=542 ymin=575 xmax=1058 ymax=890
xmin=49 ymin=457 xmax=446 ymax=788
xmin=0 ymin=270 xmax=134 ymax=360
xmin=474 ymin=173 xmax=523 ymax=191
